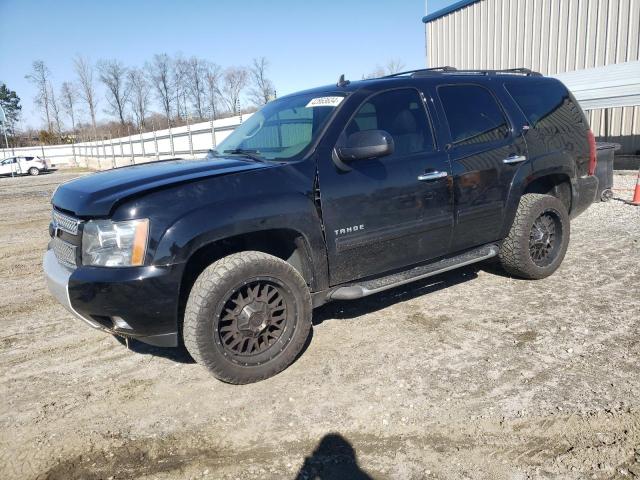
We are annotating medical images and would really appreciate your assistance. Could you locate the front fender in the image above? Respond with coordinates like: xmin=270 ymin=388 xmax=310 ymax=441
xmin=153 ymin=192 xmax=329 ymax=290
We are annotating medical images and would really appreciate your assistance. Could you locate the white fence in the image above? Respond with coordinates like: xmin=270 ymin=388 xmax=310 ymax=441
xmin=0 ymin=114 xmax=250 ymax=170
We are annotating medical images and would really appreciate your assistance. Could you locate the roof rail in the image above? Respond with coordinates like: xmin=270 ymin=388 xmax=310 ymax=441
xmin=380 ymin=66 xmax=458 ymax=78
xmin=452 ymin=68 xmax=542 ymax=76
xmin=377 ymin=66 xmax=542 ymax=79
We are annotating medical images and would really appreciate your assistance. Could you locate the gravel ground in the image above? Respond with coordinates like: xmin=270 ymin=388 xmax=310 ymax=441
xmin=0 ymin=169 xmax=638 ymax=480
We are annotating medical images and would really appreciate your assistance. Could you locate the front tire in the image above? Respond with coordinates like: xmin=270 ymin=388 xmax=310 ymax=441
xmin=183 ymin=251 xmax=312 ymax=384
xmin=28 ymin=167 xmax=40 ymax=176
xmin=498 ymin=193 xmax=570 ymax=279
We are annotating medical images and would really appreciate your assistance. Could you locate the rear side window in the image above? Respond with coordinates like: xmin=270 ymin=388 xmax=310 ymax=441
xmin=505 ymin=80 xmax=586 ymax=130
xmin=438 ymin=84 xmax=510 ymax=145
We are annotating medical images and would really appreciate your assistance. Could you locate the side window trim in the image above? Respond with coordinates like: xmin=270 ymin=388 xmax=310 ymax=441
xmin=502 ymin=83 xmax=535 ymax=128
xmin=436 ymin=82 xmax=513 ymax=146
xmin=417 ymin=89 xmax=439 ymax=150
xmin=337 ymin=86 xmax=438 ymax=152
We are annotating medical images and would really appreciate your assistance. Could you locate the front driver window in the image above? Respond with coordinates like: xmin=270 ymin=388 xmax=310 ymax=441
xmin=341 ymin=89 xmax=435 ymax=156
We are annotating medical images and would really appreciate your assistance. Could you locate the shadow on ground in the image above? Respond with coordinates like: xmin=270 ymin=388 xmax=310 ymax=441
xmin=313 ymin=264 xmax=485 ymax=325
xmin=114 ymin=336 xmax=195 ymax=364
xmin=294 ymin=433 xmax=373 ymax=480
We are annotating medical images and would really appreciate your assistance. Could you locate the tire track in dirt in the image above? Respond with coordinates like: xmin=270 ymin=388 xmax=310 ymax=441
xmin=23 ymin=407 xmax=638 ymax=480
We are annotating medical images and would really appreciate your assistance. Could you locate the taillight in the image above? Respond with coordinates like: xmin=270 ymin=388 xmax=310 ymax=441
xmin=587 ymin=130 xmax=597 ymax=176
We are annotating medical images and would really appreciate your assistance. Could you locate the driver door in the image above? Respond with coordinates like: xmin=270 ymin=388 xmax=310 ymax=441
xmin=318 ymin=88 xmax=454 ymax=285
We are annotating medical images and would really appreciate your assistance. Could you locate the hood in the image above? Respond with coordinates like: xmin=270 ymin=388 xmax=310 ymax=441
xmin=52 ymin=157 xmax=270 ymax=217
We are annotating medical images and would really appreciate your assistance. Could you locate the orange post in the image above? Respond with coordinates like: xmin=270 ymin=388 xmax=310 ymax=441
xmin=631 ymin=170 xmax=640 ymax=206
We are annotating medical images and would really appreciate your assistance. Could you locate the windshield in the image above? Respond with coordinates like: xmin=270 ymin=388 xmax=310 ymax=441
xmin=213 ymin=92 xmax=346 ymax=161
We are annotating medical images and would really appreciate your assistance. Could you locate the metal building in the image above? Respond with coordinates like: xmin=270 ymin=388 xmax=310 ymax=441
xmin=423 ymin=0 xmax=640 ymax=154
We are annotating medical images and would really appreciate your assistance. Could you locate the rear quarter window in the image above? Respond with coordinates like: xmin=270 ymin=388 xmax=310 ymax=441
xmin=504 ymin=80 xmax=587 ymax=132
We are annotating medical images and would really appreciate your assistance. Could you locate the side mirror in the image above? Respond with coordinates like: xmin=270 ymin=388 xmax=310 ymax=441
xmin=336 ymin=130 xmax=394 ymax=162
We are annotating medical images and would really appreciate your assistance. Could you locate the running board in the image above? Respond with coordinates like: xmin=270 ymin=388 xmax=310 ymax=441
xmin=329 ymin=244 xmax=499 ymax=300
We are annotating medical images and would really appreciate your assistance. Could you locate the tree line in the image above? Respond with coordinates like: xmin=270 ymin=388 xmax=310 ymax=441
xmin=21 ymin=54 xmax=276 ymax=144
xmin=1 ymin=56 xmax=406 ymax=147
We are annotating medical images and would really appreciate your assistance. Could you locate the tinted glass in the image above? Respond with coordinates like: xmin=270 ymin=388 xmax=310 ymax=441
xmin=438 ymin=85 xmax=510 ymax=145
xmin=505 ymin=80 xmax=586 ymax=129
xmin=343 ymin=89 xmax=435 ymax=155
xmin=215 ymin=92 xmax=344 ymax=161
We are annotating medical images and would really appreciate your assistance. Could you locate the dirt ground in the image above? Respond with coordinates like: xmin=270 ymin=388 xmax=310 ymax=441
xmin=1 ymin=169 xmax=638 ymax=480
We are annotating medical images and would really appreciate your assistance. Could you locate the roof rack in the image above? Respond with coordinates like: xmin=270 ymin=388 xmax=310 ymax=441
xmin=444 ymin=67 xmax=543 ymax=77
xmin=378 ymin=66 xmax=542 ymax=79
xmin=381 ymin=66 xmax=458 ymax=78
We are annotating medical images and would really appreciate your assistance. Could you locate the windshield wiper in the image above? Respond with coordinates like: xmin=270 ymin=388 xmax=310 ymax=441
xmin=223 ymin=149 xmax=264 ymax=162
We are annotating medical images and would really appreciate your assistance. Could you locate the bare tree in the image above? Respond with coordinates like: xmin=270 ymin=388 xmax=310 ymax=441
xmin=74 ymin=55 xmax=98 ymax=131
xmin=173 ymin=55 xmax=190 ymax=121
xmin=248 ymin=57 xmax=275 ymax=106
xmin=363 ymin=66 xmax=386 ymax=79
xmin=48 ymin=83 xmax=63 ymax=136
xmin=147 ymin=53 xmax=173 ymax=122
xmin=221 ymin=67 xmax=249 ymax=114
xmin=363 ymin=59 xmax=406 ymax=79
xmin=385 ymin=58 xmax=406 ymax=74
xmin=186 ymin=56 xmax=207 ymax=119
xmin=127 ymin=68 xmax=150 ymax=129
xmin=25 ymin=60 xmax=52 ymax=132
xmin=205 ymin=63 xmax=222 ymax=120
xmin=60 ymin=82 xmax=78 ymax=133
xmin=98 ymin=59 xmax=130 ymax=126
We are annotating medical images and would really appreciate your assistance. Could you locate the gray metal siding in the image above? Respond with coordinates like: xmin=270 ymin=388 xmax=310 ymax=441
xmin=425 ymin=0 xmax=640 ymax=153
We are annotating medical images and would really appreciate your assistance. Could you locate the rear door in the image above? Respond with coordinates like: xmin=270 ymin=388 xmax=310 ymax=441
xmin=318 ymin=88 xmax=453 ymax=285
xmin=18 ymin=157 xmax=31 ymax=172
xmin=433 ymin=83 xmax=528 ymax=251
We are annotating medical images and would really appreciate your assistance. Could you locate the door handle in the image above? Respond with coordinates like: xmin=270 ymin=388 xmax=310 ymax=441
xmin=417 ymin=171 xmax=448 ymax=181
xmin=503 ymin=155 xmax=527 ymax=164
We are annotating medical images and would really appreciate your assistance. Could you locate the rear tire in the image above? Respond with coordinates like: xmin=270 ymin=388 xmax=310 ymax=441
xmin=498 ymin=193 xmax=570 ymax=280
xmin=28 ymin=167 xmax=40 ymax=176
xmin=183 ymin=251 xmax=312 ymax=384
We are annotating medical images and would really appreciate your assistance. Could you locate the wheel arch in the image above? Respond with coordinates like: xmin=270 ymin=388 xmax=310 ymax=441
xmin=177 ymin=228 xmax=318 ymax=334
xmin=501 ymin=157 xmax=576 ymax=238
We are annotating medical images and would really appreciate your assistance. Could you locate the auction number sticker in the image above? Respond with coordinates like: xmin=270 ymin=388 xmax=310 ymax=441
xmin=306 ymin=96 xmax=344 ymax=108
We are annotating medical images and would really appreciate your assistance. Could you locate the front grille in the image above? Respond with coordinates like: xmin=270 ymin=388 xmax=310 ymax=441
xmin=52 ymin=209 xmax=81 ymax=235
xmin=51 ymin=236 xmax=78 ymax=269
xmin=51 ymin=208 xmax=82 ymax=268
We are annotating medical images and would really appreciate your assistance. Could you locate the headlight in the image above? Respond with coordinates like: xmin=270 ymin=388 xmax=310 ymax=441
xmin=82 ymin=219 xmax=149 ymax=267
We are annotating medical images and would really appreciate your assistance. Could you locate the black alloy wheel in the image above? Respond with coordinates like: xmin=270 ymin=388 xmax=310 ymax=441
xmin=216 ymin=278 xmax=292 ymax=364
xmin=528 ymin=210 xmax=562 ymax=267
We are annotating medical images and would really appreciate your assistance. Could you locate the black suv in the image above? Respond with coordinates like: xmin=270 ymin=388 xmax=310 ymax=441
xmin=44 ymin=68 xmax=598 ymax=383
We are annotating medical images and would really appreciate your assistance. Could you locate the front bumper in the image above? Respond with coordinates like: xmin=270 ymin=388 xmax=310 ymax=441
xmin=43 ymin=249 xmax=181 ymax=347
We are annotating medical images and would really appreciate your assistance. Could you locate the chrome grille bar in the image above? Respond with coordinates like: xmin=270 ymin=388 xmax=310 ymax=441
xmin=51 ymin=237 xmax=77 ymax=269
xmin=52 ymin=209 xmax=81 ymax=235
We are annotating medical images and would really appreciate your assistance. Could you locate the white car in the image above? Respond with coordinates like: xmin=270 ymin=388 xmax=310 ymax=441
xmin=0 ymin=156 xmax=51 ymax=176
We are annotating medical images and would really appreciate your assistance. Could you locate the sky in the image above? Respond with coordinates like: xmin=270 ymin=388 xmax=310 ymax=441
xmin=0 ymin=0 xmax=458 ymax=129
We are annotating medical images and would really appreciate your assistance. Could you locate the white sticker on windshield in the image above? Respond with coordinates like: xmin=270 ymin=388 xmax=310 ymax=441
xmin=305 ymin=96 xmax=344 ymax=108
